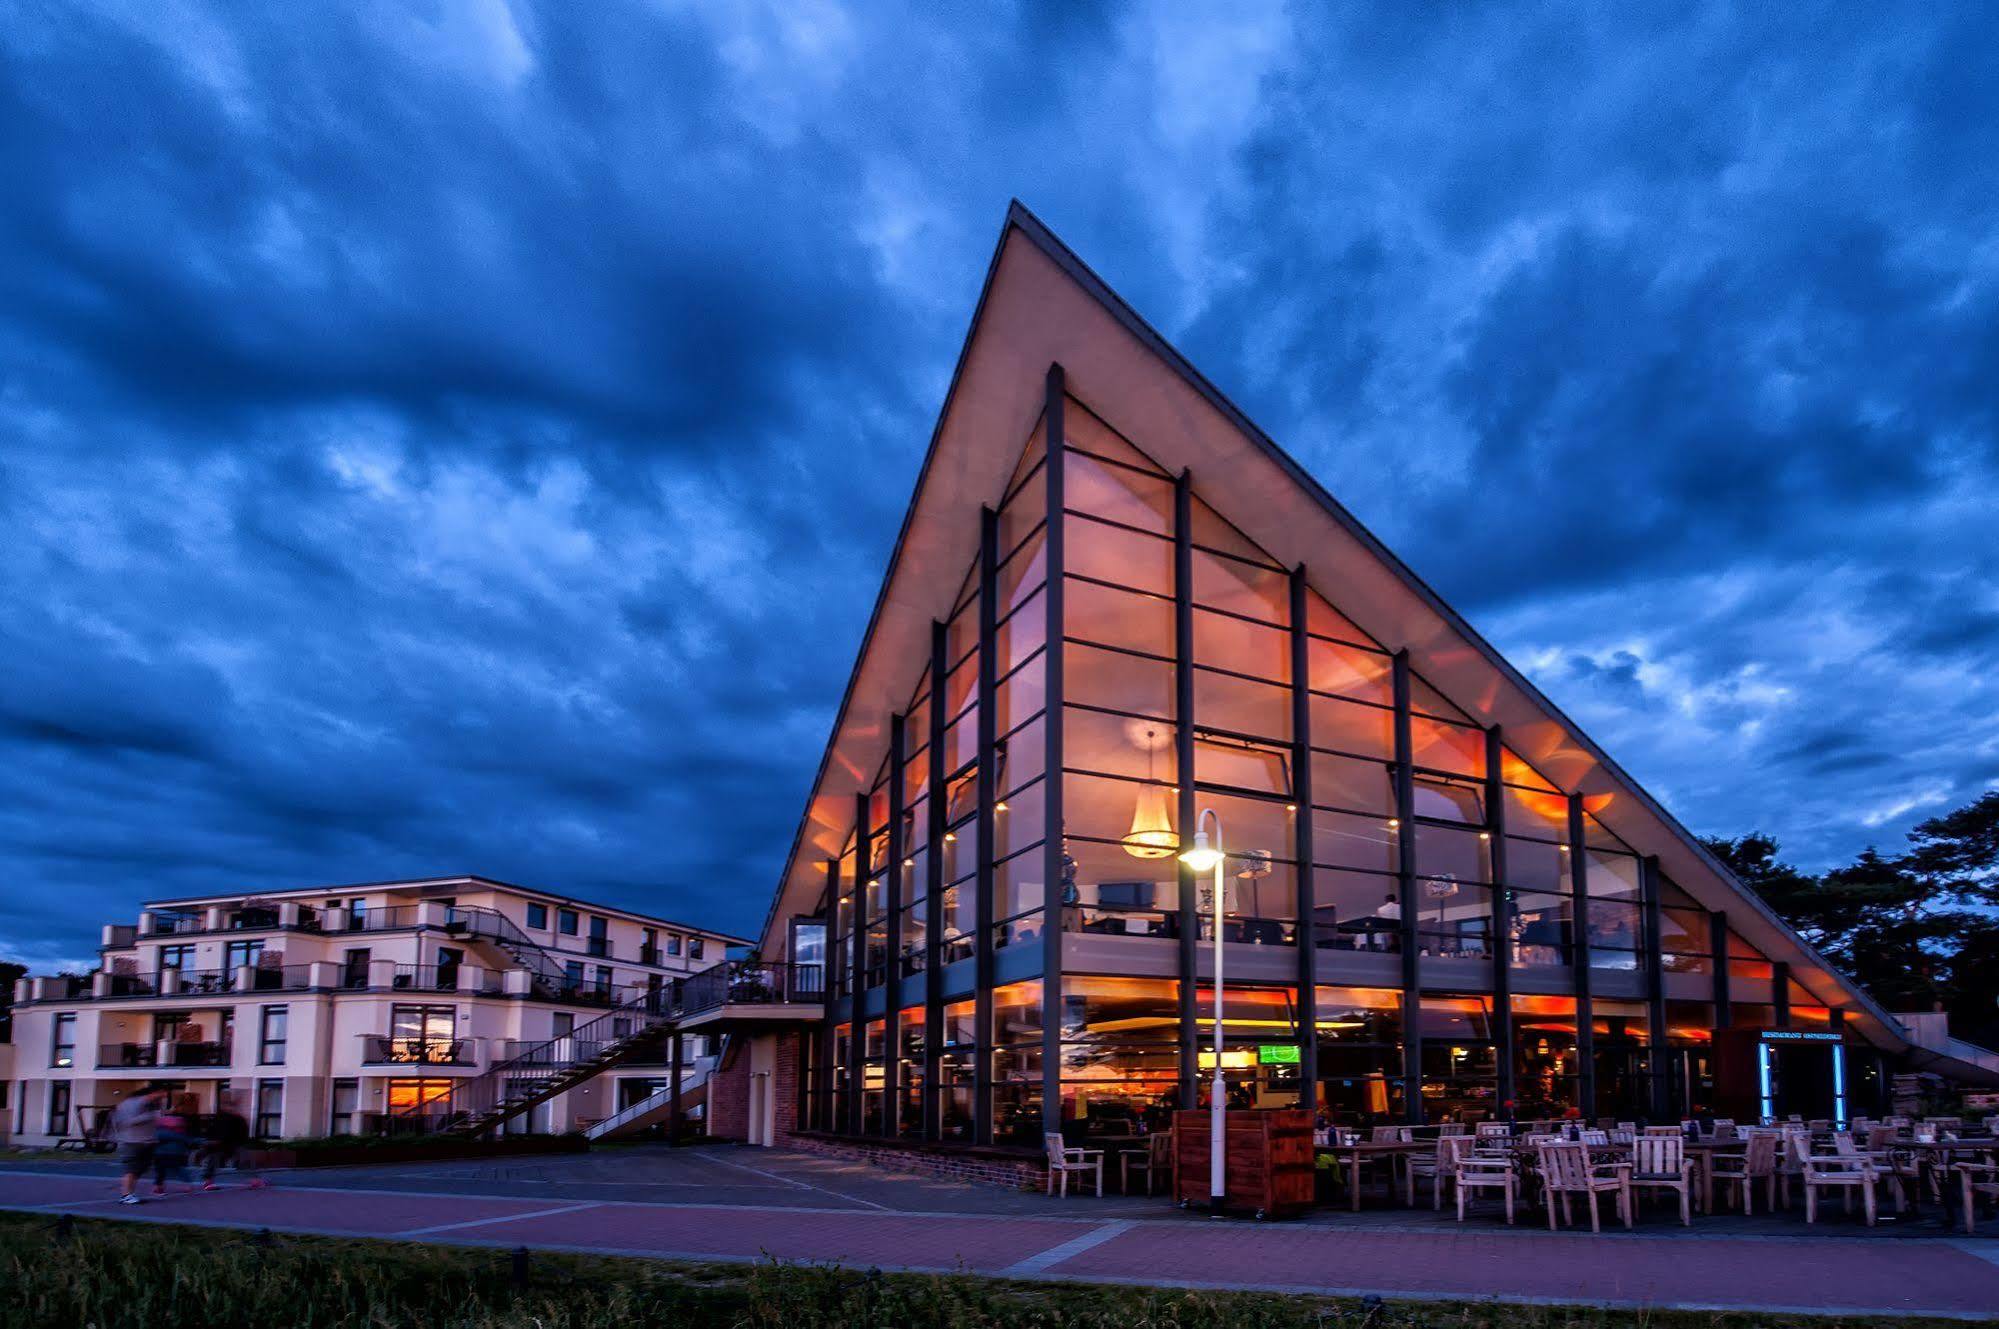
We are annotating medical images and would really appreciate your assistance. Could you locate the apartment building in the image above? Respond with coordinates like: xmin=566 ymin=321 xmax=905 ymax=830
xmin=6 ymin=875 xmax=745 ymax=1147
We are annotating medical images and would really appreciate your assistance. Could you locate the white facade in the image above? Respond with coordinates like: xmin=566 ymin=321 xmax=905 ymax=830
xmin=5 ymin=875 xmax=739 ymax=1147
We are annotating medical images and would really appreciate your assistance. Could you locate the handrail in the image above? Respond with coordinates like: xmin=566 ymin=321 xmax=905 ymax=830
xmin=584 ymin=1058 xmax=713 ymax=1139
xmin=388 ymin=989 xmax=671 ymax=1130
xmin=442 ymin=905 xmax=571 ymax=994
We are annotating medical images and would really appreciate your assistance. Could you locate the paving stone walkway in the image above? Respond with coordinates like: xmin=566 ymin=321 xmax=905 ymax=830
xmin=3 ymin=1149 xmax=1997 ymax=1318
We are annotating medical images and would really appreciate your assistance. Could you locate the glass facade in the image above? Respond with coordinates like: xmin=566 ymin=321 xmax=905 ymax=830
xmin=798 ymin=384 xmax=1813 ymax=1146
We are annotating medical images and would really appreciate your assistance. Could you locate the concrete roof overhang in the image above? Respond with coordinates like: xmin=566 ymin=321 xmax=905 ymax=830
xmin=756 ymin=203 xmax=1908 ymax=1054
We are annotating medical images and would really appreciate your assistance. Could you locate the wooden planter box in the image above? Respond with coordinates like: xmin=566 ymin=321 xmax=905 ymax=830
xmin=1172 ymin=1108 xmax=1314 ymax=1219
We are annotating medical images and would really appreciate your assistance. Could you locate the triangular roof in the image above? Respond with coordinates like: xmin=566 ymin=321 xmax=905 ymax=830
xmin=757 ymin=201 xmax=1907 ymax=1052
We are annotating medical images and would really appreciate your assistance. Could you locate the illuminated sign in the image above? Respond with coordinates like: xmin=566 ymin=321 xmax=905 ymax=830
xmin=1257 ymin=1044 xmax=1301 ymax=1065
xmin=1760 ymin=1030 xmax=1842 ymax=1043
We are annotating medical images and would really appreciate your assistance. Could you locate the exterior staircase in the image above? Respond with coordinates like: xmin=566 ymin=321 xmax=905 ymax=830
xmin=381 ymin=959 xmax=822 ymax=1139
xmin=439 ymin=905 xmax=576 ymax=998
xmin=423 ymin=992 xmax=676 ymax=1138
xmin=583 ymin=1055 xmax=715 ymax=1141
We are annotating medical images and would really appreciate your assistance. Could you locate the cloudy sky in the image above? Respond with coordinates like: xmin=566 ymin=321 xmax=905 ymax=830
xmin=3 ymin=2 xmax=1996 ymax=969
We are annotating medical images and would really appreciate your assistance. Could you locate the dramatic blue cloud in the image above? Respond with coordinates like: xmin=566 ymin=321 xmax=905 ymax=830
xmin=2 ymin=2 xmax=1996 ymax=968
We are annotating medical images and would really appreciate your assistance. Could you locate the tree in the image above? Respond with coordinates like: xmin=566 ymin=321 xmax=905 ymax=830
xmin=1705 ymin=791 xmax=1999 ymax=1052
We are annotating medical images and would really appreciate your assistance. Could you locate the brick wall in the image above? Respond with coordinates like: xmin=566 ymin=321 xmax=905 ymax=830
xmin=705 ymin=1039 xmax=749 ymax=1141
xmin=786 ymin=1135 xmax=1047 ymax=1192
xmin=770 ymin=1030 xmax=800 ymax=1144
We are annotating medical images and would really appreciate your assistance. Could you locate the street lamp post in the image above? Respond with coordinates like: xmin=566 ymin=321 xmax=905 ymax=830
xmin=1179 ymin=809 xmax=1227 ymax=1215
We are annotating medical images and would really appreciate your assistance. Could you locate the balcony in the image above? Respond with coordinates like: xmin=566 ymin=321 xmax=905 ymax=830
xmin=638 ymin=945 xmax=660 ymax=965
xmin=246 ymin=964 xmax=315 ymax=992
xmin=361 ymin=1035 xmax=475 ymax=1066
xmin=98 ymin=1040 xmax=230 ymax=1069
xmin=674 ymin=960 xmax=824 ymax=1020
xmin=389 ymin=964 xmax=503 ymax=995
xmin=586 ymin=937 xmax=611 ymax=959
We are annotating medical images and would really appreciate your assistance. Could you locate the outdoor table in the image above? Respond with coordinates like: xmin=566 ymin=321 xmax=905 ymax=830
xmin=1317 ymin=1140 xmax=1430 ymax=1211
xmin=1894 ymin=1138 xmax=1998 ymax=1209
xmin=1683 ymin=1137 xmax=1747 ymax=1210
xmin=1090 ymin=1134 xmax=1151 ymax=1191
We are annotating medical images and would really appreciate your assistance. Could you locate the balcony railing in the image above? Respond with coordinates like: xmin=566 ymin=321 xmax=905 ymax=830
xmin=144 ymin=912 xmax=202 ymax=936
xmin=361 ymin=1036 xmax=475 ymax=1066
xmin=674 ymin=960 xmax=823 ymax=1018
xmin=169 ymin=969 xmax=237 ymax=995
xmin=98 ymin=1042 xmax=158 ymax=1068
xmin=101 ymin=973 xmax=158 ymax=997
xmin=102 ymin=1040 xmax=231 ymax=1068
xmin=388 ymin=964 xmax=504 ymax=995
xmin=247 ymin=964 xmax=315 ymax=992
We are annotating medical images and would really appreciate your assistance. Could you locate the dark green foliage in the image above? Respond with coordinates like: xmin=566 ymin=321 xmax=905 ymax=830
xmin=1705 ymin=790 xmax=1999 ymax=1047
xmin=0 ymin=1214 xmax=1963 ymax=1329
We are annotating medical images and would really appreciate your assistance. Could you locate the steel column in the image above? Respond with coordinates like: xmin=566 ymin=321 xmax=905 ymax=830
xmin=851 ymin=791 xmax=870 ymax=1135
xmin=972 ymin=505 xmax=999 ymax=1146
xmin=1710 ymin=910 xmax=1732 ymax=1030
xmin=1289 ymin=566 xmax=1317 ymax=1097
xmin=922 ymin=621 xmax=947 ymax=1140
xmin=1174 ymin=468 xmax=1198 ymax=1109
xmin=1485 ymin=726 xmax=1514 ymax=1117
xmin=1640 ymin=854 xmax=1670 ymax=1119
xmin=1040 ymin=365 xmax=1067 ymax=1144
xmin=884 ymin=713 xmax=906 ymax=1135
xmin=1391 ymin=650 xmax=1421 ymax=1123
xmin=1566 ymin=794 xmax=1596 ymax=1118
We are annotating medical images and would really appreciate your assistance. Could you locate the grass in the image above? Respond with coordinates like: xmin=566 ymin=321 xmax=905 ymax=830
xmin=0 ymin=1212 xmax=1974 ymax=1329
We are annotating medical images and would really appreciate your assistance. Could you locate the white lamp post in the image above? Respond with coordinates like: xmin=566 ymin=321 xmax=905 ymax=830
xmin=1179 ymin=808 xmax=1227 ymax=1215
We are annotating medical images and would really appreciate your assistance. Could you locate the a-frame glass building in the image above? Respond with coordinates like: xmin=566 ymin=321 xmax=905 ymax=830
xmin=730 ymin=203 xmax=1913 ymax=1151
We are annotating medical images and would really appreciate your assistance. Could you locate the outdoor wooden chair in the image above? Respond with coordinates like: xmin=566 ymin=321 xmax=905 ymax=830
xmin=1476 ymin=1121 xmax=1512 ymax=1140
xmin=1862 ymin=1124 xmax=1918 ymax=1210
xmin=1644 ymin=1125 xmax=1682 ymax=1137
xmin=1436 ymin=1122 xmax=1468 ymax=1137
xmin=1628 ymin=1132 xmax=1693 ymax=1224
xmin=1787 ymin=1130 xmax=1880 ymax=1225
xmin=1711 ymin=1119 xmax=1739 ymax=1142
xmin=1370 ymin=1125 xmax=1411 ymax=1142
xmin=1959 ymin=1163 xmax=1999 ymax=1235
xmin=1407 ymin=1134 xmax=1472 ymax=1208
xmin=1044 ymin=1137 xmax=1104 ymax=1198
xmin=1535 ymin=1142 xmax=1631 ymax=1233
xmin=1454 ymin=1149 xmax=1518 ymax=1224
xmin=1707 ymin=1130 xmax=1778 ymax=1215
xmin=1579 ymin=1128 xmax=1610 ymax=1146
xmin=1121 ymin=1131 xmax=1171 ymax=1196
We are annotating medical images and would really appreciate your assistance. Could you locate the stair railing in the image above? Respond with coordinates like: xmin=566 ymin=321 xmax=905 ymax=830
xmin=392 ymin=987 xmax=673 ymax=1134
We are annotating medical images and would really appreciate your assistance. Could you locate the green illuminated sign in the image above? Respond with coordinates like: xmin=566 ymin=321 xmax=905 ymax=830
xmin=1257 ymin=1044 xmax=1301 ymax=1065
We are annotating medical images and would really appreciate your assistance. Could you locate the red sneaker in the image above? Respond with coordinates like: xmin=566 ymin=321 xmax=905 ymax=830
xmin=247 ymin=1178 xmax=267 ymax=1189
xmin=201 ymin=1181 xmax=218 ymax=1192
xmin=151 ymin=1184 xmax=165 ymax=1196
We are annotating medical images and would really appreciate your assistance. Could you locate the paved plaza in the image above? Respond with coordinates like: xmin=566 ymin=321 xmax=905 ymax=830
xmin=3 ymin=1145 xmax=1998 ymax=1318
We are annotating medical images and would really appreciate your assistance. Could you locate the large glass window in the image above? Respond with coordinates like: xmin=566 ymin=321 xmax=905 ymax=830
xmin=1315 ymin=985 xmax=1405 ymax=1126
xmin=1418 ymin=995 xmax=1498 ymax=1123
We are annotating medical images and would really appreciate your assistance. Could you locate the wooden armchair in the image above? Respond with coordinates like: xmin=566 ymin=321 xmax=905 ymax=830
xmin=1708 ymin=1131 xmax=1779 ymax=1215
xmin=1454 ymin=1149 xmax=1518 ymax=1224
xmin=1536 ymin=1142 xmax=1631 ymax=1233
xmin=1407 ymin=1134 xmax=1472 ymax=1209
xmin=1787 ymin=1131 xmax=1881 ymax=1225
xmin=1628 ymin=1133 xmax=1693 ymax=1224
xmin=1044 ymin=1137 xmax=1104 ymax=1198
xmin=1959 ymin=1163 xmax=1999 ymax=1235
xmin=1121 ymin=1132 xmax=1172 ymax=1196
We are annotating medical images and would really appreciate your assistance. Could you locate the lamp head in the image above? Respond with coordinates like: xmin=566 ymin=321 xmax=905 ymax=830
xmin=1179 ymin=830 xmax=1224 ymax=874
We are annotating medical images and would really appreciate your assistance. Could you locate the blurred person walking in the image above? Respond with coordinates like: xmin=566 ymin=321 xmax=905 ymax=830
xmin=111 ymin=1086 xmax=166 ymax=1204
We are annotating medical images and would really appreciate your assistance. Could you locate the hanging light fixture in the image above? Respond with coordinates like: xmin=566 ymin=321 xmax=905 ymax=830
xmin=1121 ymin=726 xmax=1177 ymax=859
